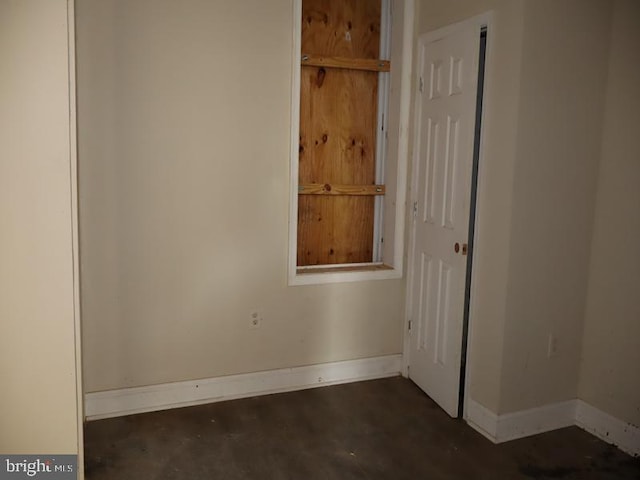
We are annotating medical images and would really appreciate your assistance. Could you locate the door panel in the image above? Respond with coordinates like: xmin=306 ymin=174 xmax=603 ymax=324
xmin=408 ymin=24 xmax=480 ymax=417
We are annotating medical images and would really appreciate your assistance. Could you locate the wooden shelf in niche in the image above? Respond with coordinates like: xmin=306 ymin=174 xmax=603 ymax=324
xmin=297 ymin=263 xmax=393 ymax=275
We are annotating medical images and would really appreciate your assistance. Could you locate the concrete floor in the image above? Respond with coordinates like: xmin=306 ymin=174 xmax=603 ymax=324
xmin=84 ymin=377 xmax=639 ymax=479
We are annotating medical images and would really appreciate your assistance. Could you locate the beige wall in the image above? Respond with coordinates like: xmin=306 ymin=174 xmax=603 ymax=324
xmin=499 ymin=0 xmax=612 ymax=414
xmin=416 ymin=0 xmax=526 ymax=412
xmin=76 ymin=0 xmax=405 ymax=393
xmin=0 ymin=0 xmax=81 ymax=454
xmin=579 ymin=0 xmax=640 ymax=427
xmin=78 ymin=0 xmax=639 ymax=433
xmin=416 ymin=0 xmax=616 ymax=416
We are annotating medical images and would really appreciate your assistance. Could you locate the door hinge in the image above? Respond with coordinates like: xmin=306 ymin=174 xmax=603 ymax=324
xmin=413 ymin=201 xmax=418 ymax=218
xmin=419 ymin=76 xmax=424 ymax=93
xmin=408 ymin=320 xmax=412 ymax=332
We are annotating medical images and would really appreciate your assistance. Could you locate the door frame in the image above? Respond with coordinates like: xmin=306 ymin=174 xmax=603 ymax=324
xmin=402 ymin=12 xmax=494 ymax=421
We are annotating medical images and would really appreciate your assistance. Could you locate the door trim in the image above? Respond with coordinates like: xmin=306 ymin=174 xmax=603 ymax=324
xmin=402 ymin=12 xmax=494 ymax=421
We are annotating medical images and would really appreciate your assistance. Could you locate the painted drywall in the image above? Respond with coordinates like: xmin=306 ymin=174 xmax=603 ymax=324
xmin=76 ymin=0 xmax=405 ymax=393
xmin=416 ymin=0 xmax=526 ymax=413
xmin=0 ymin=0 xmax=80 ymax=454
xmin=579 ymin=0 xmax=640 ymax=428
xmin=416 ymin=0 xmax=616 ymax=417
xmin=499 ymin=0 xmax=612 ymax=414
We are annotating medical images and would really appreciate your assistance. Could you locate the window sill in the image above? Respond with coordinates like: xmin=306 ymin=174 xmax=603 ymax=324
xmin=289 ymin=263 xmax=400 ymax=286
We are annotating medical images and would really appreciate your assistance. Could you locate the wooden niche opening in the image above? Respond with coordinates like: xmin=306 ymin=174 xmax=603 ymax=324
xmin=297 ymin=0 xmax=387 ymax=267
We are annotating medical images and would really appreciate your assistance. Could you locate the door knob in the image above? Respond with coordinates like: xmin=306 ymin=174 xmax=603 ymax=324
xmin=454 ymin=243 xmax=468 ymax=255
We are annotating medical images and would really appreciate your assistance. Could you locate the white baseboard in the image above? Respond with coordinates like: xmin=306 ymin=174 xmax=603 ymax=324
xmin=85 ymin=354 xmax=402 ymax=421
xmin=465 ymin=398 xmax=499 ymax=441
xmin=576 ymin=400 xmax=640 ymax=457
xmin=494 ymin=400 xmax=577 ymax=443
xmin=466 ymin=399 xmax=575 ymax=443
xmin=466 ymin=398 xmax=639 ymax=457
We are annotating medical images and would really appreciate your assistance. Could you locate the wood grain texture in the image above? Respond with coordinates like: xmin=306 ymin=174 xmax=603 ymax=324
xmin=299 ymin=183 xmax=385 ymax=195
xmin=298 ymin=196 xmax=374 ymax=265
xmin=301 ymin=0 xmax=381 ymax=59
xmin=298 ymin=0 xmax=381 ymax=266
xmin=301 ymin=54 xmax=390 ymax=72
xmin=299 ymin=67 xmax=377 ymax=184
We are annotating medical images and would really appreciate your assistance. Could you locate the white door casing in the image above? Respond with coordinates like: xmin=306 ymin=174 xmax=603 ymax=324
xmin=407 ymin=22 xmax=481 ymax=417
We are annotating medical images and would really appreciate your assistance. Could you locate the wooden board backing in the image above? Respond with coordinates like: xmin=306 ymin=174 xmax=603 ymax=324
xmin=299 ymin=67 xmax=377 ymax=185
xmin=301 ymin=0 xmax=381 ymax=59
xmin=298 ymin=0 xmax=382 ymax=266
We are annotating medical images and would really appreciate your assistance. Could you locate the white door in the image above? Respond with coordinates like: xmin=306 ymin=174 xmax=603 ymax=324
xmin=407 ymin=22 xmax=481 ymax=417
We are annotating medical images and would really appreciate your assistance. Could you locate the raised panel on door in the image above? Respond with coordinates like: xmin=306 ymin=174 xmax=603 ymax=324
xmin=408 ymin=23 xmax=480 ymax=418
